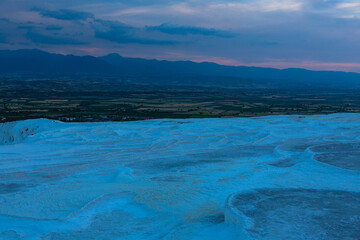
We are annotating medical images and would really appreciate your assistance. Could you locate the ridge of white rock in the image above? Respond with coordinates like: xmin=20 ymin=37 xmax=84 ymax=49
xmin=0 ymin=119 xmax=58 ymax=144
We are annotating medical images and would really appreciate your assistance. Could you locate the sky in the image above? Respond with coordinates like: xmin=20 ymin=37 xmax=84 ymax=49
xmin=1 ymin=0 xmax=360 ymax=72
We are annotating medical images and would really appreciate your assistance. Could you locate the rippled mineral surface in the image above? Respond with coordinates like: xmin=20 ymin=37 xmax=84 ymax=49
xmin=0 ymin=114 xmax=359 ymax=239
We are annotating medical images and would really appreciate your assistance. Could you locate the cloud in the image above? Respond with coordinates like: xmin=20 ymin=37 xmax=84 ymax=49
xmin=0 ymin=33 xmax=7 ymax=43
xmin=26 ymin=31 xmax=86 ymax=45
xmin=17 ymin=25 xmax=35 ymax=30
xmin=336 ymin=2 xmax=360 ymax=8
xmin=146 ymin=23 xmax=235 ymax=38
xmin=33 ymin=8 xmax=94 ymax=21
xmin=94 ymin=20 xmax=178 ymax=45
xmin=211 ymin=0 xmax=303 ymax=13
xmin=0 ymin=0 xmax=360 ymax=72
xmin=45 ymin=25 xmax=64 ymax=31
xmin=0 ymin=18 xmax=10 ymax=23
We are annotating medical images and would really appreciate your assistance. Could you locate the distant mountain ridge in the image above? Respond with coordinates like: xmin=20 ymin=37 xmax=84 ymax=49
xmin=1 ymin=49 xmax=360 ymax=89
xmin=0 ymin=49 xmax=113 ymax=74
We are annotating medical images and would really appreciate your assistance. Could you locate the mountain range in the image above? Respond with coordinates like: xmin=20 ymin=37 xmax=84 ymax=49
xmin=1 ymin=49 xmax=360 ymax=89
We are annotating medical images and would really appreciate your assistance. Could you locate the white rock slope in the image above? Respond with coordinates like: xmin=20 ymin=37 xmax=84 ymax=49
xmin=0 ymin=114 xmax=359 ymax=239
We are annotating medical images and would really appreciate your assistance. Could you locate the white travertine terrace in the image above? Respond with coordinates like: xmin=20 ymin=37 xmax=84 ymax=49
xmin=0 ymin=114 xmax=359 ymax=239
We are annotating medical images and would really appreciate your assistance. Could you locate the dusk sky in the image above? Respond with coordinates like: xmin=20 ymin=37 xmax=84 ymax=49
xmin=1 ymin=0 xmax=360 ymax=72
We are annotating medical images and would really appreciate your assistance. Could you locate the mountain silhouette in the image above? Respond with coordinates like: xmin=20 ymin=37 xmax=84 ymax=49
xmin=1 ymin=49 xmax=360 ymax=89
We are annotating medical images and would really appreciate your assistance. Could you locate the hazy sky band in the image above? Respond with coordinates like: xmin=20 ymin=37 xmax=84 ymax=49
xmin=1 ymin=0 xmax=360 ymax=72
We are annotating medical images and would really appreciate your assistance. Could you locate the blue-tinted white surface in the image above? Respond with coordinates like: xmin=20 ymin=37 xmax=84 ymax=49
xmin=0 ymin=114 xmax=359 ymax=239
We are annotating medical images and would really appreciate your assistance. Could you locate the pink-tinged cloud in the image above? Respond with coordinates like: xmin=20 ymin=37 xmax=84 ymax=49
xmin=244 ymin=60 xmax=360 ymax=73
xmin=190 ymin=57 xmax=360 ymax=73
xmin=190 ymin=57 xmax=244 ymax=66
